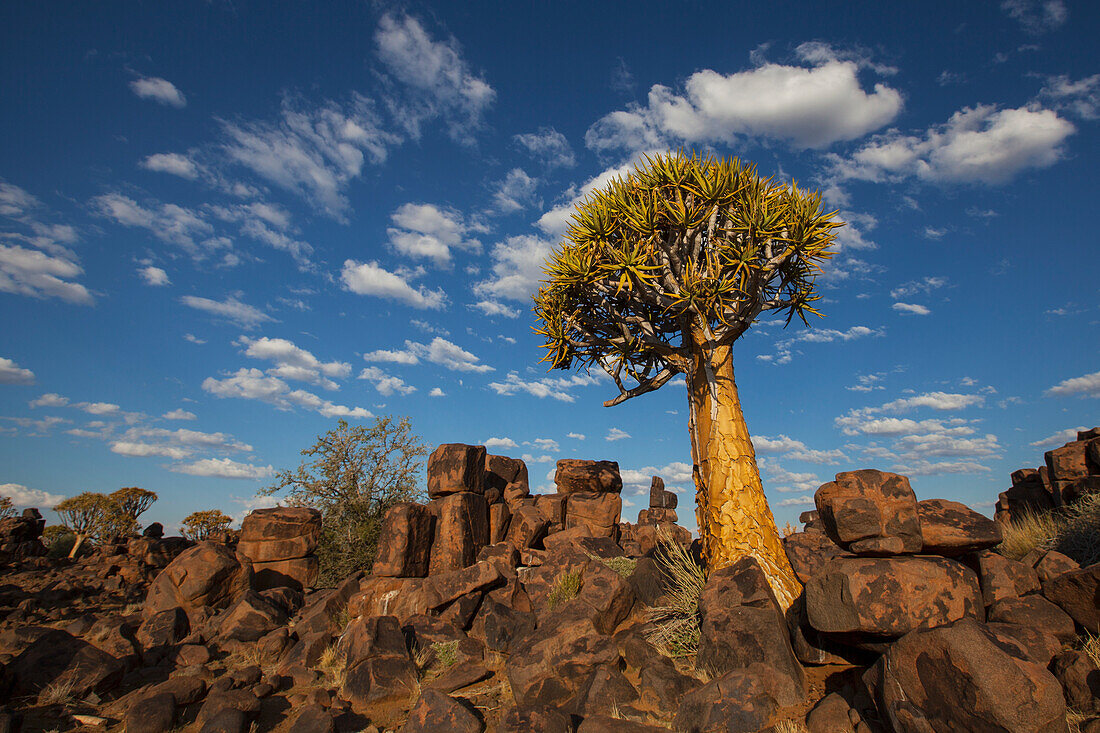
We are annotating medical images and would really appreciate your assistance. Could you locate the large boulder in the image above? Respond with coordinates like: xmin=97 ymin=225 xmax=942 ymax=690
xmin=7 ymin=628 xmax=124 ymax=700
xmin=144 ymin=541 xmax=252 ymax=621
xmin=554 ymin=459 xmax=623 ymax=494
xmin=239 ymin=506 xmax=321 ymax=546
xmin=649 ymin=476 xmax=677 ymax=509
xmin=1042 ymin=561 xmax=1100 ymax=630
xmin=238 ymin=507 xmax=322 ymax=591
xmin=672 ymin=667 xmax=799 ymax=733
xmin=485 ymin=454 xmax=529 ymax=496
xmin=918 ymin=499 xmax=1002 ymax=555
xmin=565 ymin=492 xmax=622 ymax=539
xmin=251 ymin=556 xmax=319 ymax=592
xmin=504 ymin=615 xmax=619 ymax=709
xmin=428 ymin=492 xmax=489 ymax=575
xmin=504 ymin=504 xmax=550 ymax=550
xmin=865 ymin=618 xmax=1066 ymax=732
xmin=782 ymin=530 xmax=847 ymax=584
xmin=805 ymin=555 xmax=982 ymax=637
xmin=814 ymin=469 xmax=922 ymax=555
xmin=428 ymin=444 xmax=486 ymax=498
xmin=974 ymin=550 xmax=1040 ymax=606
xmin=372 ymin=502 xmax=435 ymax=577
xmin=695 ymin=557 xmax=806 ymax=702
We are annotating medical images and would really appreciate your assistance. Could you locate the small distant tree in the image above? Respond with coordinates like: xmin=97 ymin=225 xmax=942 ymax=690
xmin=181 ymin=510 xmax=234 ymax=540
xmin=109 ymin=487 xmax=158 ymax=533
xmin=261 ymin=417 xmax=428 ymax=586
xmin=0 ymin=495 xmax=13 ymax=519
xmin=54 ymin=492 xmax=114 ymax=558
xmin=42 ymin=524 xmax=76 ymax=558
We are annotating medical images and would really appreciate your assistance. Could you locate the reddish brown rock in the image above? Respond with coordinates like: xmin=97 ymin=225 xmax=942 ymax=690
xmin=347 ymin=576 xmax=436 ymax=622
xmin=123 ymin=692 xmax=177 ymax=733
xmin=782 ymin=530 xmax=847 ymax=584
xmin=554 ymin=459 xmax=623 ymax=494
xmin=988 ymin=594 xmax=1076 ymax=642
xmin=404 ymin=689 xmax=484 ymax=732
xmin=806 ymin=693 xmax=855 ymax=733
xmin=1034 ymin=549 xmax=1080 ymax=583
xmin=251 ymin=556 xmax=319 ymax=592
xmin=504 ymin=616 xmax=619 ymax=708
xmin=217 ymin=590 xmax=289 ymax=642
xmin=7 ymin=628 xmax=125 ymax=700
xmin=485 ymin=454 xmax=529 ymax=495
xmin=144 ymin=541 xmax=252 ymax=621
xmin=372 ymin=502 xmax=435 ymax=578
xmin=240 ymin=506 xmax=321 ymax=543
xmin=533 ymin=494 xmax=566 ymax=525
xmin=499 ymin=706 xmax=571 ymax=732
xmin=489 ymin=501 xmax=511 ymax=544
xmin=1046 ymin=440 xmax=1095 ymax=484
xmin=428 ymin=444 xmax=487 ymax=498
xmin=566 ymin=492 xmax=622 ymax=538
xmin=340 ymin=656 xmax=418 ymax=722
xmin=995 ymin=480 xmax=1056 ymax=525
xmin=1042 ymin=561 xmax=1100 ymax=630
xmin=337 ymin=615 xmax=408 ymax=666
xmin=805 ymin=555 xmax=982 ymax=636
xmin=814 ymin=469 xmax=922 ymax=555
xmin=696 ymin=557 xmax=806 ymax=701
xmin=1051 ymin=649 xmax=1100 ymax=716
xmin=428 ymin=491 xmax=489 ymax=575
xmin=985 ymin=622 xmax=1063 ymax=666
xmin=638 ymin=507 xmax=678 ymax=524
xmin=975 ymin=550 xmax=1040 ymax=606
xmin=504 ymin=504 xmax=550 ymax=550
xmin=918 ymin=498 xmax=1002 ymax=555
xmin=865 ymin=618 xmax=1066 ymax=732
xmin=649 ymin=476 xmax=677 ymax=509
xmin=672 ymin=667 xmax=795 ymax=733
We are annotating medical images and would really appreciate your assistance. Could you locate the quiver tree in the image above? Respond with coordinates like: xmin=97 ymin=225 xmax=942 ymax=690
xmin=109 ymin=487 xmax=158 ymax=536
xmin=54 ymin=491 xmax=114 ymax=558
xmin=181 ymin=509 xmax=234 ymax=541
xmin=534 ymin=151 xmax=842 ymax=608
xmin=0 ymin=495 xmax=13 ymax=519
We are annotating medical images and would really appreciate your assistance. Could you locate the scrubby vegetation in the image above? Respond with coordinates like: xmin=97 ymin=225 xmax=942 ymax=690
xmin=645 ymin=532 xmax=707 ymax=658
xmin=997 ymin=491 xmax=1100 ymax=566
xmin=180 ymin=509 xmax=234 ymax=540
xmin=547 ymin=569 xmax=582 ymax=609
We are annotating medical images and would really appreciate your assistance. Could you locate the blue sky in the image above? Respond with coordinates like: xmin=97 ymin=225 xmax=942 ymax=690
xmin=1 ymin=0 xmax=1097 ymax=534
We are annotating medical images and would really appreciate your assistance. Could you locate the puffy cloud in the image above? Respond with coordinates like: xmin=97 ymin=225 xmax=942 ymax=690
xmin=0 ymin=181 xmax=39 ymax=216
xmin=358 ymin=366 xmax=416 ymax=396
xmin=221 ymin=95 xmax=396 ymax=220
xmin=76 ymin=401 xmax=120 ymax=416
xmin=1046 ymin=370 xmax=1100 ymax=398
xmin=138 ymin=266 xmax=170 ymax=286
xmin=29 ymin=393 xmax=68 ymax=408
xmin=1001 ymin=0 xmax=1067 ymax=33
xmin=831 ymin=104 xmax=1075 ymax=185
xmin=1039 ymin=74 xmax=1100 ymax=120
xmin=129 ymin=76 xmax=187 ymax=107
xmin=537 ymin=161 xmax=637 ymax=236
xmin=428 ymin=387 xmax=445 ymax=397
xmin=890 ymin=276 xmax=947 ymax=299
xmin=363 ymin=338 xmax=491 ymax=373
xmin=488 ymin=371 xmax=600 ymax=403
xmin=140 ymin=152 xmax=199 ymax=179
xmin=0 ymin=244 xmax=94 ymax=304
xmin=586 ymin=51 xmax=902 ymax=153
xmin=778 ymin=495 xmax=816 ymax=507
xmin=363 ymin=347 xmax=420 ymax=365
xmin=163 ymin=409 xmax=197 ymax=421
xmin=236 ymin=335 xmax=350 ymax=390
xmin=893 ymin=302 xmax=931 ymax=316
xmin=0 ymin=482 xmax=64 ymax=508
xmin=567 ymin=432 xmax=586 ymax=440
xmin=202 ymin=368 xmax=372 ymax=418
xmin=170 ymin=458 xmax=274 ymax=480
xmin=514 ymin=127 xmax=576 ymax=169
xmin=490 ymin=168 xmax=539 ymax=214
xmin=92 ymin=194 xmax=216 ymax=257
xmin=753 ymin=435 xmax=847 ymax=464
xmin=471 ymin=300 xmax=520 ymax=318
xmin=758 ymin=325 xmax=883 ymax=366
xmin=606 ymin=428 xmax=631 ymax=441
xmin=0 ymin=357 xmax=35 ymax=385
xmin=375 ymin=13 xmax=495 ymax=144
xmin=473 ymin=234 xmax=555 ymax=303
xmin=878 ymin=392 xmax=985 ymax=412
xmin=387 ymin=203 xmax=482 ymax=266
xmin=619 ymin=461 xmax=693 ymax=489
xmin=110 ymin=441 xmax=191 ymax=459
xmin=484 ymin=437 xmax=518 ymax=450
xmin=181 ymin=295 xmax=275 ymax=329
xmin=210 ymin=202 xmax=313 ymax=267
xmin=340 ymin=260 xmax=447 ymax=310
xmin=528 ymin=438 xmax=559 ymax=452
xmin=1029 ymin=427 xmax=1087 ymax=447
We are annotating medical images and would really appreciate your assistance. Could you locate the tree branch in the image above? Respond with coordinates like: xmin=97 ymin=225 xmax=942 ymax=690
xmin=602 ymin=367 xmax=679 ymax=407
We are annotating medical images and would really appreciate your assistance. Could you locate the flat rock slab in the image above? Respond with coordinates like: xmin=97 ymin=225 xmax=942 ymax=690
xmin=918 ymin=498 xmax=1002 ymax=555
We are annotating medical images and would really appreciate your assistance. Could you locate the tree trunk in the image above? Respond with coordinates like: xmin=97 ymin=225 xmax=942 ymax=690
xmin=687 ymin=329 xmax=802 ymax=610
xmin=68 ymin=533 xmax=86 ymax=559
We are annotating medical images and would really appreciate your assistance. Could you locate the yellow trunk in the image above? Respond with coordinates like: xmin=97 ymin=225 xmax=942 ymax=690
xmin=688 ymin=330 xmax=802 ymax=610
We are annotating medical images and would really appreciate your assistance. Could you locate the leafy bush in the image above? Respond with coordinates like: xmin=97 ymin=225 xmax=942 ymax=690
xmin=547 ymin=569 xmax=583 ymax=609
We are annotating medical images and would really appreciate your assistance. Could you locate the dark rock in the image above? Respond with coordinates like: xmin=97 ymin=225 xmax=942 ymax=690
xmin=136 ymin=606 xmax=190 ymax=653
xmin=372 ymin=503 xmax=435 ymax=578
xmin=8 ymin=628 xmax=124 ymax=700
xmin=143 ymin=522 xmax=164 ymax=539
xmin=1051 ymin=649 xmax=1100 ymax=715
xmin=428 ymin=492 xmax=489 ymax=575
xmin=489 ymin=502 xmax=511 ymax=544
xmin=566 ymin=492 xmax=622 ymax=538
xmin=505 ymin=615 xmax=618 ymax=708
xmin=251 ymin=556 xmax=319 ymax=592
xmin=814 ymin=469 xmax=922 ymax=555
xmin=340 ymin=654 xmax=419 ymax=716
xmin=144 ymin=541 xmax=252 ymax=622
xmin=423 ymin=660 xmax=492 ymax=693
xmin=504 ymin=505 xmax=549 ymax=550
xmin=337 ymin=615 xmax=408 ymax=667
xmin=577 ymin=716 xmax=667 ymax=733
xmin=499 ymin=706 xmax=571 ymax=732
xmin=1043 ymin=561 xmax=1100 ymax=630
xmin=469 ymin=598 xmax=535 ymax=654
xmin=288 ymin=703 xmax=336 ymax=733
xmin=1034 ymin=550 xmax=1079 ymax=583
xmin=984 ymin=622 xmax=1062 ymax=666
xmin=626 ymin=556 xmax=667 ymax=606
xmin=555 ymin=459 xmax=623 ymax=494
xmin=672 ymin=668 xmax=793 ymax=733
xmin=428 ymin=444 xmax=487 ymax=498
xmin=918 ymin=498 xmax=1002 ymax=555
xmin=485 ymin=454 xmax=529 ymax=496
xmin=637 ymin=660 xmax=698 ymax=720
xmin=807 ymin=692 xmax=855 ymax=733
xmin=404 ymin=689 xmax=484 ymax=732
xmin=975 ymin=550 xmax=1041 ymax=606
xmin=782 ymin=530 xmax=846 ymax=584
xmin=217 ymin=590 xmax=288 ymax=642
xmin=196 ymin=689 xmax=261 ymax=731
xmin=123 ymin=692 xmax=177 ymax=733
xmin=569 ymin=663 xmax=640 ymax=717
xmin=987 ymin=595 xmax=1076 ymax=642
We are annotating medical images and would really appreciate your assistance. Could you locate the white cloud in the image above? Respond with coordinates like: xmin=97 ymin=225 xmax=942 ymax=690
xmin=340 ymin=260 xmax=447 ymax=310
xmin=210 ymin=203 xmax=314 ymax=267
xmin=484 ymin=437 xmax=518 ymax=450
xmin=473 ymin=234 xmax=555 ymax=302
xmin=75 ymin=402 xmax=119 ymax=416
xmin=138 ymin=266 xmax=170 ymax=286
xmin=1046 ymin=370 xmax=1100 ymax=398
xmin=893 ymin=302 xmax=931 ymax=316
xmin=1001 ymin=0 xmax=1068 ymax=33
xmin=429 ymin=387 xmax=445 ymax=397
xmin=490 ymin=168 xmax=539 ymax=214
xmin=606 ymin=428 xmax=631 ymax=441
xmin=374 ymin=13 xmax=495 ymax=144
xmin=619 ymin=461 xmax=693 ymax=489
xmin=181 ymin=295 xmax=274 ymax=329
xmin=140 ymin=152 xmax=198 ymax=179
xmin=3 ymin=416 xmax=69 ymax=435
xmin=358 ymin=366 xmax=416 ymax=396
xmin=778 ymin=495 xmax=816 ymax=507
xmin=471 ymin=300 xmax=520 ymax=318
xmin=237 ymin=335 xmax=350 ymax=390
xmin=831 ymin=104 xmax=1075 ymax=185
xmin=760 ymin=325 xmax=883 ymax=365
xmin=0 ymin=357 xmax=35 ymax=385
xmin=92 ymin=194 xmax=215 ymax=257
xmin=29 ymin=393 xmax=68 ymax=408
xmin=567 ymin=432 xmax=586 ymax=440
xmin=488 ymin=371 xmax=600 ymax=402
xmin=521 ymin=453 xmax=553 ymax=464
xmin=170 ymin=457 xmax=274 ymax=480
xmin=202 ymin=368 xmax=373 ymax=418
xmin=586 ymin=50 xmax=902 ymax=153
xmin=184 ymin=333 xmax=206 ymax=345
xmin=0 ymin=483 xmax=64 ymax=508
xmin=363 ymin=347 xmax=420 ymax=365
xmin=879 ymin=392 xmax=985 ymax=412
xmin=221 ymin=95 xmax=396 ymax=220
xmin=0 ymin=244 xmax=94 ymax=305
xmin=537 ymin=161 xmax=637 ymax=236
xmin=129 ymin=76 xmax=187 ymax=107
xmin=514 ymin=127 xmax=576 ymax=169
xmin=892 ymin=460 xmax=993 ymax=476
xmin=753 ymin=434 xmax=847 ymax=464
xmin=890 ymin=276 xmax=947 ymax=299
xmin=387 ymin=203 xmax=481 ymax=266
xmin=529 ymin=438 xmax=559 ymax=452
xmin=1029 ymin=427 xmax=1087 ymax=447
xmin=111 ymin=441 xmax=192 ymax=459
xmin=0 ymin=180 xmax=39 ymax=216
xmin=163 ymin=409 xmax=197 ymax=421
xmin=1039 ymin=74 xmax=1100 ymax=120
xmin=361 ymin=337 xmax=490 ymax=373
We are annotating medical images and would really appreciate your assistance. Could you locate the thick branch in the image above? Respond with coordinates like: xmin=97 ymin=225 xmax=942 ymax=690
xmin=603 ymin=367 xmax=678 ymax=407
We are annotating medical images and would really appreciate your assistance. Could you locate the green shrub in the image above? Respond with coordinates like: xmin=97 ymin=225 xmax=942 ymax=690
xmin=547 ymin=569 xmax=583 ymax=609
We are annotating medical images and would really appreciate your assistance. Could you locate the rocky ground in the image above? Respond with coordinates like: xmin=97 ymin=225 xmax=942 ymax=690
xmin=0 ymin=432 xmax=1098 ymax=732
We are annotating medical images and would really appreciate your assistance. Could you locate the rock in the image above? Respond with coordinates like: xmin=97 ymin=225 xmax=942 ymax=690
xmin=428 ymin=492 xmax=489 ymax=575
xmin=504 ymin=504 xmax=550 ymax=550
xmin=240 ymin=506 xmax=321 ymax=544
xmin=489 ymin=502 xmax=511 ymax=544
xmin=288 ymin=704 xmax=336 ymax=733
xmin=805 ymin=555 xmax=982 ymax=636
xmin=372 ymin=503 xmax=435 ymax=578
xmin=637 ymin=659 xmax=698 ymax=719
xmin=638 ymin=507 xmax=678 ymax=524
xmin=782 ymin=530 xmax=847 ymax=584
xmin=806 ymin=693 xmax=855 ymax=733
xmin=625 ymin=556 xmax=667 ymax=606
xmin=975 ymin=550 xmax=1040 ymax=606
xmin=533 ymin=494 xmax=567 ymax=525
xmin=566 ymin=492 xmax=622 ymax=538
xmin=347 ymin=576 xmax=437 ymax=623
xmin=1046 ymin=440 xmax=1095 ymax=484
xmin=918 ymin=499 xmax=1003 ymax=555
xmin=865 ymin=618 xmax=1066 ymax=732
xmin=814 ymin=469 xmax=922 ymax=555
xmin=338 ymin=615 xmax=409 ymax=666
xmin=984 ymin=622 xmax=1062 ymax=666
xmin=251 ymin=556 xmax=319 ymax=592
xmin=196 ymin=690 xmax=261 ymax=731
xmin=428 ymin=444 xmax=487 ymax=498
xmin=505 ymin=616 xmax=619 ymax=708
xmin=1051 ymin=649 xmax=1100 ymax=715
xmin=996 ymin=471 xmax=1055 ymax=525
xmin=554 ymin=459 xmax=623 ymax=494
xmin=123 ymin=692 xmax=177 ymax=733
xmin=988 ymin=595 xmax=1076 ymax=642
xmin=577 ymin=716 xmax=666 ymax=733
xmin=470 ymin=598 xmax=535 ymax=654
xmin=136 ymin=606 xmax=189 ymax=662
xmin=7 ymin=628 xmax=124 ymax=699
xmin=403 ymin=689 xmax=484 ymax=732
xmin=340 ymin=655 xmax=419 ymax=720
xmin=695 ymin=557 xmax=805 ymax=702
xmin=143 ymin=522 xmax=164 ymax=538
xmin=499 ymin=706 xmax=571 ymax=733
xmin=128 ymin=536 xmax=193 ymax=568
xmin=523 ymin=558 xmax=635 ymax=634
xmin=649 ymin=476 xmax=677 ymax=509
xmin=294 ymin=571 xmax=363 ymax=636
xmin=1042 ymin=561 xmax=1100 ymax=630
xmin=423 ymin=660 xmax=492 ymax=693
xmin=217 ymin=590 xmax=288 ymax=642
xmin=144 ymin=541 xmax=252 ymax=622
xmin=672 ymin=668 xmax=795 ymax=733
xmin=485 ymin=454 xmax=529 ymax=496
xmin=1034 ymin=550 xmax=1079 ymax=583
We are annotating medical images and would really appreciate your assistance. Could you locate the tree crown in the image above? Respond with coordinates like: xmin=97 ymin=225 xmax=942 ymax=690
xmin=181 ymin=509 xmax=233 ymax=541
xmin=534 ymin=150 xmax=843 ymax=406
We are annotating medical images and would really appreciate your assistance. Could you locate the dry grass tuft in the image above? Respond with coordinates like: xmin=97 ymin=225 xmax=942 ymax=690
xmin=781 ymin=521 xmax=798 ymax=538
xmin=997 ymin=510 xmax=1063 ymax=561
xmin=315 ymin=642 xmax=346 ymax=689
xmin=644 ymin=529 xmax=707 ymax=658
xmin=39 ymin=678 xmax=77 ymax=706
xmin=1067 ymin=708 xmax=1091 ymax=733
xmin=547 ymin=569 xmax=583 ymax=610
xmin=1054 ymin=491 xmax=1100 ymax=566
xmin=774 ymin=720 xmax=810 ymax=733
xmin=1079 ymin=632 xmax=1100 ymax=668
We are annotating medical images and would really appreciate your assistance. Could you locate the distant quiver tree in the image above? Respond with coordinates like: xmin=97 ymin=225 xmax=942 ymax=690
xmin=181 ymin=509 xmax=234 ymax=540
xmin=54 ymin=491 xmax=114 ymax=558
xmin=109 ymin=487 xmax=158 ymax=537
xmin=534 ymin=151 xmax=843 ymax=608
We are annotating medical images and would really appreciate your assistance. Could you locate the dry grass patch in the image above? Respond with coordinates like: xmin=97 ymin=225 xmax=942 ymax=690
xmin=774 ymin=720 xmax=810 ymax=733
xmin=1079 ymin=633 xmax=1100 ymax=668
xmin=997 ymin=510 xmax=1063 ymax=561
xmin=1054 ymin=491 xmax=1100 ymax=566
xmin=38 ymin=678 xmax=77 ymax=707
xmin=315 ymin=642 xmax=347 ymax=689
xmin=547 ymin=569 xmax=582 ymax=610
xmin=644 ymin=532 xmax=707 ymax=658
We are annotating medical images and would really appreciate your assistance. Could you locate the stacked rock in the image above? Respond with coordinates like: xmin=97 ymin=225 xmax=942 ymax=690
xmin=0 ymin=508 xmax=48 ymax=562
xmin=639 ymin=476 xmax=678 ymax=524
xmin=425 ymin=444 xmax=491 ymax=575
xmin=553 ymin=459 xmax=623 ymax=540
xmin=997 ymin=427 xmax=1100 ymax=522
xmin=237 ymin=507 xmax=322 ymax=592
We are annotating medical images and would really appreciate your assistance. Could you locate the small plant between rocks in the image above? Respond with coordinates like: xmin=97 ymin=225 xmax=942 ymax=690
xmin=547 ymin=569 xmax=582 ymax=609
xmin=644 ymin=530 xmax=707 ymax=658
